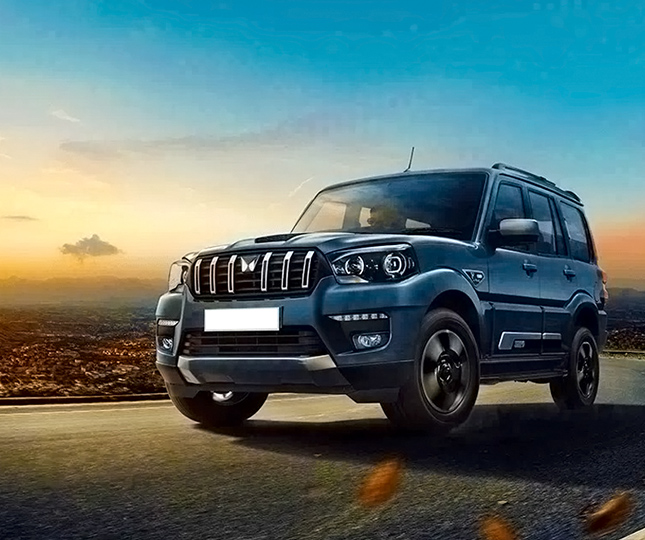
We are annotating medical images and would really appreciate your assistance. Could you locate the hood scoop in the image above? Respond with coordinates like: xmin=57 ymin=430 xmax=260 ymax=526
xmin=254 ymin=233 xmax=303 ymax=244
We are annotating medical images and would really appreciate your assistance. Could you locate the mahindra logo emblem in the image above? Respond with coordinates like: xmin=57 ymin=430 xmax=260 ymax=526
xmin=240 ymin=256 xmax=260 ymax=273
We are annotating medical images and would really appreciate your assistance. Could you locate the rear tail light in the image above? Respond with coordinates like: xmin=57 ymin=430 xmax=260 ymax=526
xmin=599 ymin=268 xmax=609 ymax=303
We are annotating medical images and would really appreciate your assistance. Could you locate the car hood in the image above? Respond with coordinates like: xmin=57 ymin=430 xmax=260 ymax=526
xmin=196 ymin=231 xmax=473 ymax=258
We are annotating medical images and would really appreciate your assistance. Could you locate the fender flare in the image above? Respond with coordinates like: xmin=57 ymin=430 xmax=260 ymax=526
xmin=415 ymin=268 xmax=487 ymax=349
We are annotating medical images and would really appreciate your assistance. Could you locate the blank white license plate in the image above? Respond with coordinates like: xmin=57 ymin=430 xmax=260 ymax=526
xmin=204 ymin=307 xmax=281 ymax=332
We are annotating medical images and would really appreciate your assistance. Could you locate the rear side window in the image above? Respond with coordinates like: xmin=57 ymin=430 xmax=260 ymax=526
xmin=492 ymin=183 xmax=525 ymax=229
xmin=528 ymin=191 xmax=557 ymax=255
xmin=550 ymin=199 xmax=567 ymax=255
xmin=560 ymin=203 xmax=592 ymax=262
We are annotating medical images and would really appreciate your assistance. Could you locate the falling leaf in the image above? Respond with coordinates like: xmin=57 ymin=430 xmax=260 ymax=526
xmin=584 ymin=492 xmax=634 ymax=535
xmin=357 ymin=457 xmax=403 ymax=507
xmin=480 ymin=516 xmax=518 ymax=540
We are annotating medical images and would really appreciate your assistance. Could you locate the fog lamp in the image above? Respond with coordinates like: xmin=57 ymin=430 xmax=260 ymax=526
xmin=353 ymin=333 xmax=387 ymax=350
xmin=160 ymin=337 xmax=174 ymax=350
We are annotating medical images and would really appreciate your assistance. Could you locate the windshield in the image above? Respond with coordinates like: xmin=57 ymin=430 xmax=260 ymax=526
xmin=292 ymin=172 xmax=488 ymax=241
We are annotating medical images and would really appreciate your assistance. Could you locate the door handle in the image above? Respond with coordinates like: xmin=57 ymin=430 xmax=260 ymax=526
xmin=563 ymin=267 xmax=576 ymax=279
xmin=522 ymin=262 xmax=538 ymax=274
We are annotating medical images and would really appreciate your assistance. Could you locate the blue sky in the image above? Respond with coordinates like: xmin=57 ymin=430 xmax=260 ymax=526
xmin=1 ymin=0 xmax=644 ymax=280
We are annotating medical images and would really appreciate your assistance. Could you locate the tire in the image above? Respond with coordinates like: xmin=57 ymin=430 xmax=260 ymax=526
xmin=168 ymin=388 xmax=268 ymax=427
xmin=381 ymin=308 xmax=480 ymax=433
xmin=550 ymin=327 xmax=599 ymax=410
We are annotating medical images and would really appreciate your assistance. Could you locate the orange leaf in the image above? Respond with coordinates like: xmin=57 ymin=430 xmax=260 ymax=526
xmin=480 ymin=516 xmax=518 ymax=540
xmin=357 ymin=457 xmax=403 ymax=507
xmin=585 ymin=492 xmax=634 ymax=535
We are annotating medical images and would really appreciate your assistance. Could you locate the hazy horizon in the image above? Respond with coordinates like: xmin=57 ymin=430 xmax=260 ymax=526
xmin=2 ymin=1 xmax=644 ymax=282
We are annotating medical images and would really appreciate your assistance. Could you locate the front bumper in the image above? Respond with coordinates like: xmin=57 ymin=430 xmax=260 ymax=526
xmin=155 ymin=275 xmax=433 ymax=402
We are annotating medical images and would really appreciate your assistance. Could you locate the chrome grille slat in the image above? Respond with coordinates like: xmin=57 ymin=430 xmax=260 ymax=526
xmin=301 ymin=250 xmax=315 ymax=289
xmin=227 ymin=255 xmax=237 ymax=293
xmin=193 ymin=249 xmax=322 ymax=298
xmin=209 ymin=256 xmax=218 ymax=294
xmin=194 ymin=259 xmax=202 ymax=295
xmin=260 ymin=252 xmax=272 ymax=292
xmin=281 ymin=251 xmax=294 ymax=291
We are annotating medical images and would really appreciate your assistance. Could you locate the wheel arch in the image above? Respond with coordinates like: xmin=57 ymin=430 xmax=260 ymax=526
xmin=568 ymin=294 xmax=600 ymax=344
xmin=573 ymin=304 xmax=600 ymax=337
xmin=423 ymin=269 xmax=485 ymax=354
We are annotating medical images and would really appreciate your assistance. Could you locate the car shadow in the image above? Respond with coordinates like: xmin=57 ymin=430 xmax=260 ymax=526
xmin=198 ymin=403 xmax=645 ymax=490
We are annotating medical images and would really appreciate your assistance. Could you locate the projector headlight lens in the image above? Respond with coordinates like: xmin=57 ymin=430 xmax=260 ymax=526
xmin=382 ymin=252 xmax=407 ymax=277
xmin=329 ymin=244 xmax=417 ymax=283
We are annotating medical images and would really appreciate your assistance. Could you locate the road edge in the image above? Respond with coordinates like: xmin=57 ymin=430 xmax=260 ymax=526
xmin=0 ymin=393 xmax=170 ymax=406
xmin=620 ymin=527 xmax=645 ymax=540
xmin=1 ymin=354 xmax=643 ymax=406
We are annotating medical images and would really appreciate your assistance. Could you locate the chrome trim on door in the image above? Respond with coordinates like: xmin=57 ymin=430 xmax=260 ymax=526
xmin=498 ymin=332 xmax=542 ymax=351
xmin=498 ymin=331 xmax=562 ymax=350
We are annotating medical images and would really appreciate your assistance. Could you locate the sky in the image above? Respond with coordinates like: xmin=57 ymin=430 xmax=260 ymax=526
xmin=1 ymin=0 xmax=644 ymax=286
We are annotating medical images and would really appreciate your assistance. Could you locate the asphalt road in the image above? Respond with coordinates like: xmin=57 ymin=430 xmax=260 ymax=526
xmin=1 ymin=357 xmax=645 ymax=540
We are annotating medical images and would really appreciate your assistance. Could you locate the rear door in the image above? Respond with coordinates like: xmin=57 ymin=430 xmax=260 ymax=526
xmin=558 ymin=201 xmax=599 ymax=302
xmin=527 ymin=189 xmax=573 ymax=355
xmin=485 ymin=180 xmax=543 ymax=357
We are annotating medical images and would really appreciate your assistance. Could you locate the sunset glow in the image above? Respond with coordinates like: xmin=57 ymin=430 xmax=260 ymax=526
xmin=2 ymin=1 xmax=645 ymax=286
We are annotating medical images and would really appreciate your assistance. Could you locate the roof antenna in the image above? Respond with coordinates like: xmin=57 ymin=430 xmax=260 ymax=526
xmin=403 ymin=146 xmax=415 ymax=172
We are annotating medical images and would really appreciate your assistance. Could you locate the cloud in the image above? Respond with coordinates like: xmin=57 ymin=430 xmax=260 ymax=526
xmin=0 ymin=153 xmax=11 ymax=160
xmin=51 ymin=109 xmax=81 ymax=123
xmin=288 ymin=177 xmax=314 ymax=198
xmin=58 ymin=111 xmax=356 ymax=162
xmin=2 ymin=215 xmax=38 ymax=221
xmin=59 ymin=234 xmax=122 ymax=260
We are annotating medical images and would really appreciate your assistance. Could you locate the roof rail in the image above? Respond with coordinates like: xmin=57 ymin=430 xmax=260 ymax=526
xmin=492 ymin=163 xmax=582 ymax=204
xmin=491 ymin=163 xmax=556 ymax=186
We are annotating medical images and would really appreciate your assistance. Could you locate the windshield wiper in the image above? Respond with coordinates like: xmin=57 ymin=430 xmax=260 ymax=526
xmin=395 ymin=227 xmax=465 ymax=237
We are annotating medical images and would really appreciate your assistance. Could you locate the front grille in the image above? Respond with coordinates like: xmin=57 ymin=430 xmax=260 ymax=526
xmin=182 ymin=327 xmax=327 ymax=357
xmin=191 ymin=250 xmax=327 ymax=299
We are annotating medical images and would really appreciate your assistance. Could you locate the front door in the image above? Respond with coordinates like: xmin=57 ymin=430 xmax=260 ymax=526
xmin=485 ymin=181 xmax=543 ymax=358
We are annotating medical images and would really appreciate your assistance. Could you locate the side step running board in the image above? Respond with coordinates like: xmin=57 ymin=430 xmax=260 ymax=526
xmin=481 ymin=369 xmax=567 ymax=384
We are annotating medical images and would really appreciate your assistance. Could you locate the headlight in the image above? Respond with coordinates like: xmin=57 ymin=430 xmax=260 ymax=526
xmin=329 ymin=244 xmax=417 ymax=284
xmin=168 ymin=260 xmax=190 ymax=292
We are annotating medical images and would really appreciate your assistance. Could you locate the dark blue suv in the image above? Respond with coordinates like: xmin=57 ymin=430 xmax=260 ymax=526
xmin=155 ymin=163 xmax=608 ymax=432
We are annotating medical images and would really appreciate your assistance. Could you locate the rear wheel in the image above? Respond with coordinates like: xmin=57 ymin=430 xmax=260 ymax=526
xmin=381 ymin=308 xmax=480 ymax=433
xmin=550 ymin=327 xmax=599 ymax=410
xmin=168 ymin=389 xmax=268 ymax=427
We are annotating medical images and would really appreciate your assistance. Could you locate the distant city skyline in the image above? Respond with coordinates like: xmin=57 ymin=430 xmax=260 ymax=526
xmin=1 ymin=1 xmax=644 ymax=285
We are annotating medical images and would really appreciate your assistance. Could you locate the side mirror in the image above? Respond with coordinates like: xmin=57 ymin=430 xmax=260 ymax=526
xmin=490 ymin=218 xmax=540 ymax=247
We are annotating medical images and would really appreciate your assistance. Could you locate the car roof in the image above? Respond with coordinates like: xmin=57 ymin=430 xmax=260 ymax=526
xmin=319 ymin=165 xmax=584 ymax=207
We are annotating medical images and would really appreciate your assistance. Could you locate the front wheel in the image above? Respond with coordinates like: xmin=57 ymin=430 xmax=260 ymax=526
xmin=550 ymin=327 xmax=599 ymax=410
xmin=381 ymin=308 xmax=480 ymax=433
xmin=168 ymin=389 xmax=268 ymax=427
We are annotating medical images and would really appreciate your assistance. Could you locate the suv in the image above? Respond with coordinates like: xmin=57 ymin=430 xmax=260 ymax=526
xmin=155 ymin=163 xmax=608 ymax=432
